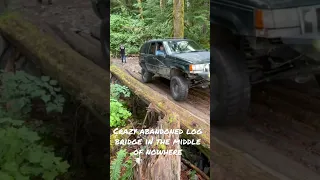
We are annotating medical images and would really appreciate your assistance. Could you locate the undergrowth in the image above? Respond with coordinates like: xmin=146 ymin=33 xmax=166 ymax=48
xmin=110 ymin=149 xmax=134 ymax=180
xmin=110 ymin=83 xmax=135 ymax=179
xmin=0 ymin=70 xmax=69 ymax=180
xmin=110 ymin=83 xmax=131 ymax=128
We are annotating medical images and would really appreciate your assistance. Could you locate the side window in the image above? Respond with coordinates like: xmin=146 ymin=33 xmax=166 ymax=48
xmin=148 ymin=42 xmax=156 ymax=54
xmin=156 ymin=42 xmax=166 ymax=54
xmin=140 ymin=43 xmax=147 ymax=53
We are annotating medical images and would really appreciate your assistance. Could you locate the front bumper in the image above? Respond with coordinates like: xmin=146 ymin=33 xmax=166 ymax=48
xmin=198 ymin=72 xmax=210 ymax=81
xmin=282 ymin=34 xmax=320 ymax=62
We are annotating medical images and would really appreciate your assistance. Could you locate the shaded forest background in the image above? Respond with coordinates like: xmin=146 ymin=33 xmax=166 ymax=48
xmin=110 ymin=0 xmax=210 ymax=56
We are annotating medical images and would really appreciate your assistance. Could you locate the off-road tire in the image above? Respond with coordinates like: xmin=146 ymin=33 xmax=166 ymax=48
xmin=170 ymin=76 xmax=189 ymax=101
xmin=211 ymin=45 xmax=251 ymax=126
xmin=141 ymin=68 xmax=153 ymax=83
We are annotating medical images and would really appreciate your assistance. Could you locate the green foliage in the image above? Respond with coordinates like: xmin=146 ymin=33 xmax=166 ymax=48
xmin=111 ymin=83 xmax=131 ymax=99
xmin=110 ymin=83 xmax=131 ymax=127
xmin=110 ymin=14 xmax=146 ymax=56
xmin=0 ymin=115 xmax=69 ymax=180
xmin=189 ymin=170 xmax=197 ymax=180
xmin=110 ymin=0 xmax=210 ymax=55
xmin=110 ymin=149 xmax=134 ymax=180
xmin=110 ymin=99 xmax=131 ymax=128
xmin=0 ymin=71 xmax=69 ymax=180
xmin=0 ymin=71 xmax=65 ymax=118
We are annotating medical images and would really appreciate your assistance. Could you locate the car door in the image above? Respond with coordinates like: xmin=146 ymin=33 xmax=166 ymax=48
xmin=156 ymin=42 xmax=171 ymax=78
xmin=153 ymin=42 xmax=169 ymax=77
xmin=145 ymin=42 xmax=157 ymax=73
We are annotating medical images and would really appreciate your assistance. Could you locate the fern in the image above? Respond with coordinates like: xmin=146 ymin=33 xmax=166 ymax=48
xmin=110 ymin=149 xmax=127 ymax=180
xmin=121 ymin=157 xmax=134 ymax=180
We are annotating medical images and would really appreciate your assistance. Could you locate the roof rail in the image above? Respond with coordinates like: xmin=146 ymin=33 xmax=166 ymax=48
xmin=162 ymin=37 xmax=186 ymax=39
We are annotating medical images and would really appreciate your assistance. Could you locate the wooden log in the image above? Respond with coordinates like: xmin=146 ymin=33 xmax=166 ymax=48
xmin=134 ymin=113 xmax=181 ymax=180
xmin=0 ymin=12 xmax=109 ymax=119
xmin=110 ymin=64 xmax=210 ymax=154
xmin=110 ymin=64 xmax=288 ymax=179
xmin=48 ymin=24 xmax=108 ymax=71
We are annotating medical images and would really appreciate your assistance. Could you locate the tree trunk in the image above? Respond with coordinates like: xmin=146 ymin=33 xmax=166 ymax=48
xmin=160 ymin=0 xmax=165 ymax=9
xmin=0 ymin=13 xmax=109 ymax=117
xmin=137 ymin=0 xmax=144 ymax=19
xmin=173 ymin=0 xmax=184 ymax=38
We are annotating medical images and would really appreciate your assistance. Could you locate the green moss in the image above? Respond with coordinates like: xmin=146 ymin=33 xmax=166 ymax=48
xmin=158 ymin=143 xmax=166 ymax=150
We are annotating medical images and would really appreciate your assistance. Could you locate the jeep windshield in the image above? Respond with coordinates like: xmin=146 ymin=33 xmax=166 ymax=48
xmin=164 ymin=40 xmax=205 ymax=54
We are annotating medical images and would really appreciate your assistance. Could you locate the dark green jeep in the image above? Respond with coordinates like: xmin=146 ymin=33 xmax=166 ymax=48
xmin=211 ymin=0 xmax=320 ymax=126
xmin=139 ymin=39 xmax=210 ymax=101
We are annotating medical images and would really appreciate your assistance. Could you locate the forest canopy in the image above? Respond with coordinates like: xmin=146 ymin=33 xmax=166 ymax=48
xmin=110 ymin=0 xmax=210 ymax=56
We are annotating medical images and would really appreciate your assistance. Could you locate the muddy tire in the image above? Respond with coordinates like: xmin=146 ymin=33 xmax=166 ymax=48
xmin=141 ymin=68 xmax=153 ymax=83
xmin=211 ymin=45 xmax=251 ymax=126
xmin=170 ymin=76 xmax=189 ymax=101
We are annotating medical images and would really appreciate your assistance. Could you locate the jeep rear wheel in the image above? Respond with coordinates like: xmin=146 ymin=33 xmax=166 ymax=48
xmin=141 ymin=68 xmax=153 ymax=83
xmin=170 ymin=76 xmax=189 ymax=101
xmin=211 ymin=45 xmax=251 ymax=126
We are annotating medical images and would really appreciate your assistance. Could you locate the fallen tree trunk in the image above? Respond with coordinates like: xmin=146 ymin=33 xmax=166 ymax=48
xmin=134 ymin=109 xmax=181 ymax=180
xmin=0 ymin=12 xmax=109 ymax=117
xmin=48 ymin=24 xmax=108 ymax=71
xmin=111 ymin=64 xmax=285 ymax=180
xmin=110 ymin=64 xmax=210 ymax=156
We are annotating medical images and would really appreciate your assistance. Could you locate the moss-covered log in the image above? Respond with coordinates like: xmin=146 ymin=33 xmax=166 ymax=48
xmin=0 ymin=12 xmax=109 ymax=117
xmin=110 ymin=64 xmax=210 ymax=154
xmin=111 ymin=65 xmax=287 ymax=179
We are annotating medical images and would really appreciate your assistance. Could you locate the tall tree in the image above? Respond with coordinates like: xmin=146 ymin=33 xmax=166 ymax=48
xmin=137 ymin=0 xmax=144 ymax=19
xmin=160 ymin=0 xmax=166 ymax=9
xmin=173 ymin=0 xmax=184 ymax=38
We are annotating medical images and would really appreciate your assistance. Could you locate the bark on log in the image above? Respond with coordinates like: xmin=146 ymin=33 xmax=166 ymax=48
xmin=0 ymin=13 xmax=109 ymax=118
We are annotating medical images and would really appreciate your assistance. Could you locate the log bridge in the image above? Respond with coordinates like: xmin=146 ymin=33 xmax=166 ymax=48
xmin=0 ymin=12 xmax=285 ymax=180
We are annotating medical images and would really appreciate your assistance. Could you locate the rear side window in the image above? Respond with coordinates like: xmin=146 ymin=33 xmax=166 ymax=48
xmin=148 ymin=42 xmax=156 ymax=54
xmin=140 ymin=43 xmax=148 ymax=53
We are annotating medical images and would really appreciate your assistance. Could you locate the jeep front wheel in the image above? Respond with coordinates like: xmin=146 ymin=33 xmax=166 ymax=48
xmin=211 ymin=45 xmax=251 ymax=126
xmin=170 ymin=76 xmax=189 ymax=101
xmin=141 ymin=68 xmax=153 ymax=83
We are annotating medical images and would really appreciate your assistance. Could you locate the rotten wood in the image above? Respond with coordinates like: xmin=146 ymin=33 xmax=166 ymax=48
xmin=0 ymin=12 xmax=109 ymax=120
xmin=134 ymin=114 xmax=181 ymax=180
